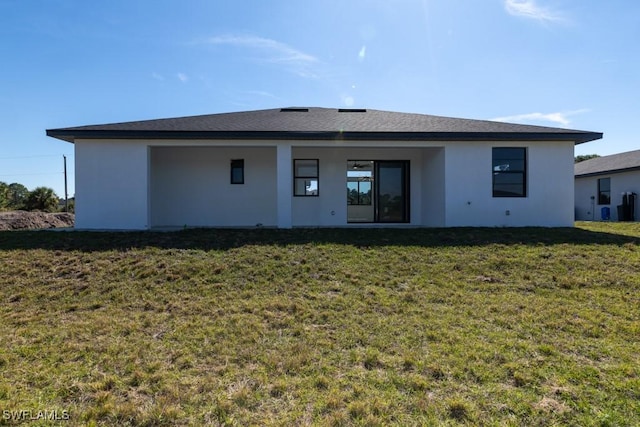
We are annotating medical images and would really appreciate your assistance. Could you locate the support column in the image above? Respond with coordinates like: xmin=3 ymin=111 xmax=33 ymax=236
xmin=276 ymin=143 xmax=293 ymax=228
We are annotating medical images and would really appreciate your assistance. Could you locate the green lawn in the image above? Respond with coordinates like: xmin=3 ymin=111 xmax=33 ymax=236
xmin=0 ymin=223 xmax=639 ymax=426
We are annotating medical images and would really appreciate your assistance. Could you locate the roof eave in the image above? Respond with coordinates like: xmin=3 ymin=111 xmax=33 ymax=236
xmin=45 ymin=129 xmax=76 ymax=143
xmin=576 ymin=165 xmax=640 ymax=178
xmin=46 ymin=129 xmax=603 ymax=144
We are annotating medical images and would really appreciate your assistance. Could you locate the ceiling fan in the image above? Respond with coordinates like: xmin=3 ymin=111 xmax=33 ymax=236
xmin=350 ymin=161 xmax=372 ymax=170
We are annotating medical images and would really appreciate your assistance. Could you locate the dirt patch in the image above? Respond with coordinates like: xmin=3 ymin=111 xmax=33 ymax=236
xmin=534 ymin=397 xmax=570 ymax=414
xmin=0 ymin=211 xmax=75 ymax=230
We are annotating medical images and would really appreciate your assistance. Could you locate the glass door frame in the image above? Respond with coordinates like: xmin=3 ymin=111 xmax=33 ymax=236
xmin=374 ymin=160 xmax=410 ymax=223
xmin=347 ymin=160 xmax=410 ymax=224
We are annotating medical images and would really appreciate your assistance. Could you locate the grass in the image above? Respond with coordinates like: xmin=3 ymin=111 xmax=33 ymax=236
xmin=0 ymin=222 xmax=639 ymax=426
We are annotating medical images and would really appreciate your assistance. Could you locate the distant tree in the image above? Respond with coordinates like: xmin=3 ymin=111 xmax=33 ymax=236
xmin=25 ymin=187 xmax=59 ymax=212
xmin=0 ymin=182 xmax=8 ymax=209
xmin=575 ymin=154 xmax=600 ymax=163
xmin=6 ymin=183 xmax=29 ymax=210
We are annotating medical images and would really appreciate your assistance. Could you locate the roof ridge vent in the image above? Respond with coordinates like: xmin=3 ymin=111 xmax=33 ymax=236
xmin=280 ymin=107 xmax=309 ymax=112
xmin=338 ymin=108 xmax=367 ymax=113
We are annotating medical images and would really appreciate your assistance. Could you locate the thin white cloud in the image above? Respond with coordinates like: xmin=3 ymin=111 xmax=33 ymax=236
xmin=504 ymin=0 xmax=564 ymax=23
xmin=151 ymin=72 xmax=164 ymax=81
xmin=177 ymin=73 xmax=189 ymax=83
xmin=358 ymin=46 xmax=366 ymax=62
xmin=241 ymin=90 xmax=282 ymax=100
xmin=492 ymin=109 xmax=590 ymax=126
xmin=205 ymin=35 xmax=319 ymax=77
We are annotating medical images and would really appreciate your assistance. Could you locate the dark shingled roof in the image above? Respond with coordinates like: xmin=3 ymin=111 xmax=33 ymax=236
xmin=575 ymin=149 xmax=640 ymax=177
xmin=47 ymin=107 xmax=602 ymax=144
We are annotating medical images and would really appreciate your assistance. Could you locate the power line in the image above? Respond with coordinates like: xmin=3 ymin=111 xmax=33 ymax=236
xmin=0 ymin=172 xmax=65 ymax=177
xmin=0 ymin=154 xmax=68 ymax=160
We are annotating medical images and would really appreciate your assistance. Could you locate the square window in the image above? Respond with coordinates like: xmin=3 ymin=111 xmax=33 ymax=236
xmin=294 ymin=159 xmax=318 ymax=177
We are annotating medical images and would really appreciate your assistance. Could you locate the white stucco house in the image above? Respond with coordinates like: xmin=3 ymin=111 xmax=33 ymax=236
xmin=575 ymin=150 xmax=639 ymax=221
xmin=47 ymin=107 xmax=602 ymax=230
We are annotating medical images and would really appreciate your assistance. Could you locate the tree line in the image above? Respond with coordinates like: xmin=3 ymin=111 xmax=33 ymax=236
xmin=0 ymin=182 xmax=71 ymax=212
xmin=575 ymin=154 xmax=600 ymax=163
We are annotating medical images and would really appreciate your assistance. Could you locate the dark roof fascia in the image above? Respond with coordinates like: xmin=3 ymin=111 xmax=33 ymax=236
xmin=46 ymin=129 xmax=603 ymax=144
xmin=576 ymin=165 xmax=640 ymax=178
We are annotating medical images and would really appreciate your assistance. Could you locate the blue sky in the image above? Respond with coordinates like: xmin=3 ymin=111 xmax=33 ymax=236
xmin=1 ymin=0 xmax=639 ymax=198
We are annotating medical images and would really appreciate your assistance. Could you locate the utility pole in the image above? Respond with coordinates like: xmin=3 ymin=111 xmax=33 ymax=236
xmin=63 ymin=155 xmax=68 ymax=212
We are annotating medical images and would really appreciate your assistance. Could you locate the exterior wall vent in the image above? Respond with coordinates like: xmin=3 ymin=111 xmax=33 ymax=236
xmin=280 ymin=108 xmax=309 ymax=112
xmin=338 ymin=108 xmax=367 ymax=113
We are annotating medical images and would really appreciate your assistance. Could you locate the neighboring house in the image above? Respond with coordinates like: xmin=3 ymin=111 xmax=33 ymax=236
xmin=46 ymin=107 xmax=602 ymax=230
xmin=575 ymin=150 xmax=640 ymax=221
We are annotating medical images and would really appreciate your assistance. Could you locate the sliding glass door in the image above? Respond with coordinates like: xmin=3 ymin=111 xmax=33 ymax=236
xmin=347 ymin=160 xmax=409 ymax=223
